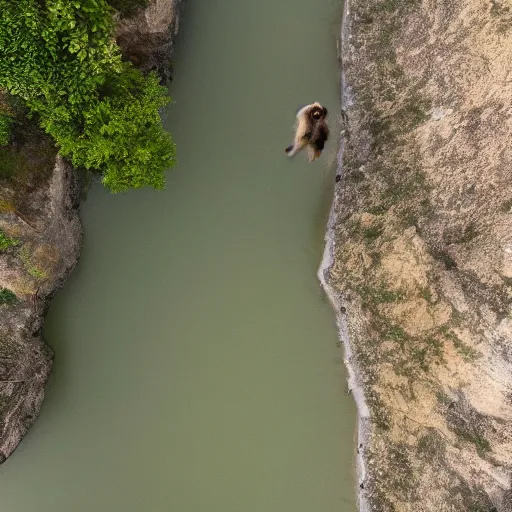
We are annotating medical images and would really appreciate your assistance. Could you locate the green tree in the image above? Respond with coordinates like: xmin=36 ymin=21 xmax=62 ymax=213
xmin=57 ymin=66 xmax=175 ymax=192
xmin=0 ymin=0 xmax=176 ymax=192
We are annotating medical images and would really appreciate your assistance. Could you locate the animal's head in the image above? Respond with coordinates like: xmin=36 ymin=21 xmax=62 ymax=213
xmin=310 ymin=104 xmax=328 ymax=121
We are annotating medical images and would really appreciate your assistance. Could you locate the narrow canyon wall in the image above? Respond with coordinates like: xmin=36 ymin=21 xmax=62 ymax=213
xmin=116 ymin=0 xmax=183 ymax=81
xmin=0 ymin=156 xmax=81 ymax=460
xmin=324 ymin=0 xmax=512 ymax=509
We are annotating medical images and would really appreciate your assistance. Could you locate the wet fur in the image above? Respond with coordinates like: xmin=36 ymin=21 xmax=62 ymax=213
xmin=285 ymin=102 xmax=329 ymax=162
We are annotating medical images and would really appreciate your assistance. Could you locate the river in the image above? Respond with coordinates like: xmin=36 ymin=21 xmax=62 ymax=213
xmin=0 ymin=1 xmax=355 ymax=510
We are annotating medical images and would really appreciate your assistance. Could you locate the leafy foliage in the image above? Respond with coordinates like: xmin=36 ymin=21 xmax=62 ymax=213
xmin=54 ymin=66 xmax=175 ymax=192
xmin=0 ymin=0 xmax=120 ymax=113
xmin=0 ymin=0 xmax=176 ymax=192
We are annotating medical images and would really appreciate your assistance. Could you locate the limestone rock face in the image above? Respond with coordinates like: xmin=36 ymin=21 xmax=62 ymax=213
xmin=116 ymin=0 xmax=183 ymax=81
xmin=323 ymin=0 xmax=512 ymax=509
xmin=0 ymin=156 xmax=81 ymax=461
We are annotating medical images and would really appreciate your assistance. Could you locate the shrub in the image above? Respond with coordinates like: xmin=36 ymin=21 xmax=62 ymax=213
xmin=0 ymin=0 xmax=176 ymax=192
xmin=54 ymin=66 xmax=175 ymax=192
xmin=0 ymin=0 xmax=120 ymax=114
xmin=0 ymin=288 xmax=16 ymax=305
xmin=0 ymin=229 xmax=19 ymax=251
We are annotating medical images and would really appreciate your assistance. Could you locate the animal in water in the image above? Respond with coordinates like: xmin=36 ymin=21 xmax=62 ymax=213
xmin=285 ymin=102 xmax=329 ymax=162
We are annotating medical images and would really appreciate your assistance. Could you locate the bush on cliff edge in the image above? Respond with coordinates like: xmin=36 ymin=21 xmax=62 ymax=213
xmin=0 ymin=0 xmax=176 ymax=193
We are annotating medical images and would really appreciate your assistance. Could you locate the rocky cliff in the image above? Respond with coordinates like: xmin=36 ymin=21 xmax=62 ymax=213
xmin=322 ymin=0 xmax=512 ymax=510
xmin=116 ymin=0 xmax=183 ymax=81
xmin=0 ymin=0 xmax=182 ymax=463
xmin=0 ymin=155 xmax=81 ymax=461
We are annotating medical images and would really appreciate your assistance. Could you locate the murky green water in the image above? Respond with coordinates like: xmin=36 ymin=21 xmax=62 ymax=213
xmin=0 ymin=1 xmax=355 ymax=510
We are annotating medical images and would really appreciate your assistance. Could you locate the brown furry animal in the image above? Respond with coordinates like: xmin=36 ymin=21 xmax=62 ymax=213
xmin=285 ymin=102 xmax=329 ymax=162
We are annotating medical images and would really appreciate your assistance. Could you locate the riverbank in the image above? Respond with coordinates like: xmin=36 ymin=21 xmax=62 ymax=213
xmin=322 ymin=0 xmax=512 ymax=510
xmin=0 ymin=0 xmax=183 ymax=462
xmin=0 ymin=155 xmax=81 ymax=461
xmin=318 ymin=4 xmax=371 ymax=512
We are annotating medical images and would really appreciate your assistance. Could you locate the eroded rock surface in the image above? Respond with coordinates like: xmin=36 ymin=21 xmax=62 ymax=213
xmin=116 ymin=0 xmax=183 ymax=81
xmin=324 ymin=0 xmax=512 ymax=509
xmin=0 ymin=156 xmax=81 ymax=461
xmin=0 ymin=0 xmax=182 ymax=462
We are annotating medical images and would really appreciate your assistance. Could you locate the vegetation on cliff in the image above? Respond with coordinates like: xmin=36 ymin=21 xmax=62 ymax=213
xmin=0 ymin=0 xmax=175 ymax=193
xmin=0 ymin=0 xmax=179 ymax=466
